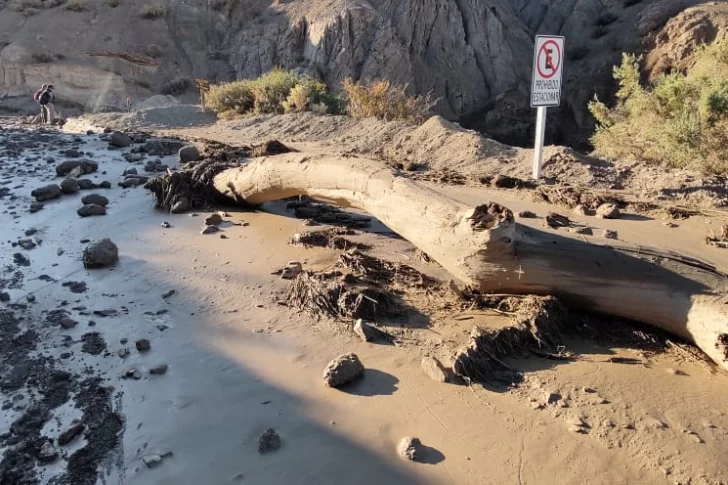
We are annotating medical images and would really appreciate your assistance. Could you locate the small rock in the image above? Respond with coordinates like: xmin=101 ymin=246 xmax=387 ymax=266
xmin=204 ymin=213 xmax=223 ymax=226
xmin=0 ymin=292 xmax=10 ymax=303
xmin=280 ymin=262 xmax=302 ymax=280
xmin=81 ymin=194 xmax=109 ymax=206
xmin=201 ymin=225 xmax=220 ymax=235
xmin=62 ymin=281 xmax=87 ymax=293
xmin=58 ymin=421 xmax=85 ymax=446
xmin=118 ymin=348 xmax=131 ymax=359
xmin=29 ymin=202 xmax=44 ymax=213
xmin=569 ymin=226 xmax=593 ymax=235
xmin=150 ymin=364 xmax=168 ymax=375
xmin=27 ymin=295 xmax=36 ymax=303
xmin=572 ymin=204 xmax=588 ymax=216
xmin=397 ymin=437 xmax=423 ymax=461
xmin=83 ymin=239 xmax=119 ymax=268
xmin=18 ymin=239 xmax=36 ymax=250
xmin=56 ymin=159 xmax=97 ymax=177
xmin=60 ymin=178 xmax=80 ymax=195
xmin=60 ymin=318 xmax=78 ymax=329
xmin=31 ymin=184 xmax=62 ymax=202
xmin=323 ymin=353 xmax=364 ymax=387
xmin=353 ymin=319 xmax=379 ymax=342
xmin=123 ymin=168 xmax=138 ymax=176
xmin=518 ymin=210 xmax=537 ymax=218
xmin=602 ymin=229 xmax=618 ymax=240
xmin=24 ymin=228 xmax=38 ymax=236
xmin=691 ymin=435 xmax=704 ymax=444
xmin=14 ymin=253 xmax=30 ymax=266
xmin=124 ymin=368 xmax=143 ymax=380
xmin=596 ymin=203 xmax=620 ymax=219
xmin=38 ymin=441 xmax=59 ymax=463
xmin=569 ymin=425 xmax=587 ymax=434
xmin=162 ymin=290 xmax=175 ymax=299
xmin=109 ymin=131 xmax=132 ymax=148
xmin=170 ymin=197 xmax=190 ymax=214
xmin=142 ymin=454 xmax=163 ymax=468
xmin=78 ymin=204 xmax=107 ymax=217
xmin=161 ymin=221 xmax=171 ymax=228
xmin=98 ymin=181 xmax=112 ymax=189
xmin=544 ymin=392 xmax=562 ymax=405
xmin=421 ymin=357 xmax=448 ymax=383
xmin=179 ymin=145 xmax=201 ymax=163
xmin=258 ymin=428 xmax=281 ymax=454
xmin=136 ymin=339 xmax=151 ymax=352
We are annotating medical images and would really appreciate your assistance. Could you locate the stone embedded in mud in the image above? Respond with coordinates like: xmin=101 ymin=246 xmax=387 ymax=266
xmin=323 ymin=353 xmax=364 ymax=387
xmin=18 ymin=239 xmax=36 ymax=250
xmin=109 ymin=131 xmax=132 ymax=148
xmin=397 ymin=437 xmax=423 ymax=461
xmin=98 ymin=181 xmax=112 ymax=189
xmin=119 ymin=176 xmax=149 ymax=188
xmin=421 ymin=357 xmax=448 ymax=383
xmin=81 ymin=194 xmax=109 ymax=207
xmin=30 ymin=202 xmax=44 ymax=213
xmin=60 ymin=178 xmax=80 ymax=194
xmin=596 ymin=203 xmax=620 ymax=219
xmin=569 ymin=226 xmax=593 ymax=235
xmin=83 ymin=238 xmax=119 ymax=269
xmin=56 ymin=159 xmax=98 ymax=177
xmin=602 ymin=229 xmax=618 ymax=240
xmin=258 ymin=428 xmax=281 ymax=454
xmin=179 ymin=145 xmax=201 ymax=163
xmin=0 ymin=292 xmax=9 ymax=302
xmin=204 ymin=213 xmax=223 ymax=226
xmin=58 ymin=421 xmax=85 ymax=446
xmin=60 ymin=317 xmax=78 ymax=329
xmin=353 ymin=319 xmax=379 ymax=342
xmin=31 ymin=184 xmax=62 ymax=202
xmin=150 ymin=364 xmax=168 ymax=375
xmin=77 ymin=179 xmax=94 ymax=190
xmin=14 ymin=252 xmax=31 ymax=267
xmin=123 ymin=167 xmax=138 ymax=176
xmin=518 ymin=210 xmax=537 ymax=218
xmin=136 ymin=339 xmax=151 ymax=352
xmin=201 ymin=225 xmax=220 ymax=235
xmin=38 ymin=441 xmax=59 ymax=463
xmin=142 ymin=454 xmax=163 ymax=468
xmin=78 ymin=204 xmax=107 ymax=217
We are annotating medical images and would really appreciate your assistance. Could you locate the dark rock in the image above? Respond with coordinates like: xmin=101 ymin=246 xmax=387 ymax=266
xmin=60 ymin=178 xmax=80 ymax=194
xmin=0 ymin=292 xmax=9 ymax=302
xmin=77 ymin=179 xmax=94 ymax=190
xmin=170 ymin=197 xmax=190 ymax=214
xmin=136 ymin=339 xmax=151 ymax=352
xmin=56 ymin=159 xmax=98 ymax=177
xmin=162 ymin=290 xmax=175 ymax=299
xmin=323 ymin=353 xmax=364 ymax=387
xmin=123 ymin=168 xmax=138 ymax=176
xmin=63 ymin=149 xmax=81 ymax=158
xmin=98 ymin=181 xmax=112 ymax=189
xmin=13 ymin=253 xmax=30 ymax=266
xmin=18 ymin=239 xmax=36 ymax=250
xmin=569 ymin=226 xmax=593 ymax=235
xmin=58 ymin=421 xmax=85 ymax=446
xmin=38 ymin=441 xmax=59 ymax=463
xmin=60 ymin=317 xmax=78 ymax=329
xmin=602 ymin=229 xmax=618 ymax=240
xmin=205 ymin=213 xmax=223 ymax=226
xmin=143 ymin=138 xmax=184 ymax=156
xmin=109 ymin=131 xmax=132 ymax=148
xmin=62 ymin=281 xmax=87 ymax=293
xmin=353 ymin=319 xmax=379 ymax=342
xmin=31 ymin=184 xmax=62 ymax=202
xmin=201 ymin=225 xmax=220 ymax=235
xmin=258 ymin=428 xmax=281 ymax=454
xmin=83 ymin=239 xmax=119 ymax=268
xmin=119 ymin=176 xmax=149 ymax=188
xmin=81 ymin=194 xmax=109 ymax=207
xmin=24 ymin=228 xmax=38 ymax=236
xmin=78 ymin=204 xmax=107 ymax=217
xmin=155 ymin=164 xmax=169 ymax=172
xmin=161 ymin=221 xmax=171 ymax=228
xmin=518 ymin=210 xmax=537 ymax=218
xmin=179 ymin=145 xmax=201 ymax=163
xmin=149 ymin=364 xmax=168 ymax=375
xmin=29 ymin=202 xmax=44 ymax=213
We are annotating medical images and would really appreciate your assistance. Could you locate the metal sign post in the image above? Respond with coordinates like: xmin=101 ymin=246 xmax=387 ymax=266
xmin=530 ymin=35 xmax=565 ymax=179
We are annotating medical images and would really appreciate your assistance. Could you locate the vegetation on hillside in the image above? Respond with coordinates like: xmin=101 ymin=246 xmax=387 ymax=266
xmin=206 ymin=69 xmax=434 ymax=122
xmin=589 ymin=40 xmax=728 ymax=173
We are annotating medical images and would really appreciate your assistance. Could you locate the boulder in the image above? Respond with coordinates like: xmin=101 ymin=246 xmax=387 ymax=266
xmin=81 ymin=194 xmax=109 ymax=207
xmin=322 ymin=353 xmax=364 ymax=387
xmin=204 ymin=213 xmax=223 ymax=226
xmin=56 ymin=159 xmax=98 ymax=177
xmin=31 ymin=184 xmax=62 ymax=202
xmin=596 ymin=203 xmax=620 ymax=219
xmin=60 ymin=178 xmax=80 ymax=194
xmin=77 ymin=204 xmax=107 ymax=217
xmin=109 ymin=131 xmax=132 ymax=148
xmin=421 ymin=357 xmax=448 ymax=382
xmin=77 ymin=179 xmax=95 ymax=190
xmin=179 ymin=145 xmax=201 ymax=163
xmin=83 ymin=239 xmax=119 ymax=268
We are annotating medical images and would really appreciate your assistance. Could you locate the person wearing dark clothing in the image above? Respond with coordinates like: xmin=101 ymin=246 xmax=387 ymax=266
xmin=34 ymin=84 xmax=49 ymax=124
xmin=35 ymin=84 xmax=56 ymax=125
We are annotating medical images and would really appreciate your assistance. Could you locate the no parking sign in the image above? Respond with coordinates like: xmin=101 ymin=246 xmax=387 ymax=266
xmin=531 ymin=35 xmax=565 ymax=108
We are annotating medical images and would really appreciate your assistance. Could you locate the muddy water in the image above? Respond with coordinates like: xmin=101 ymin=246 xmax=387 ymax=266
xmin=1 ymin=122 xmax=727 ymax=485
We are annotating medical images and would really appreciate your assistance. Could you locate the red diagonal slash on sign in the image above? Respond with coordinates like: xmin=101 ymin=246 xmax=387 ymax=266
xmin=537 ymin=40 xmax=561 ymax=79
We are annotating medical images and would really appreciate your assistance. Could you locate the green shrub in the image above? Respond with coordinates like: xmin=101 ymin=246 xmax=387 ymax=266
xmin=589 ymin=40 xmax=728 ymax=173
xmin=140 ymin=3 xmax=165 ymax=18
xmin=341 ymin=78 xmax=435 ymax=123
xmin=206 ymin=69 xmax=341 ymax=118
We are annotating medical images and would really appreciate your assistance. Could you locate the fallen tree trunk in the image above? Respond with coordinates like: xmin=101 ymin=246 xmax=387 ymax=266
xmin=150 ymin=153 xmax=728 ymax=370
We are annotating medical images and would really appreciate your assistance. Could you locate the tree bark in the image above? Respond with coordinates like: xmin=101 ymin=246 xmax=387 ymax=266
xmin=211 ymin=153 xmax=728 ymax=370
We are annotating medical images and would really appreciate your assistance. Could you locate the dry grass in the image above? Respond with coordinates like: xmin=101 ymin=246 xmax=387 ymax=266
xmin=140 ymin=3 xmax=165 ymax=18
xmin=13 ymin=0 xmax=41 ymax=15
xmin=65 ymin=0 xmax=87 ymax=11
xmin=342 ymin=78 xmax=436 ymax=123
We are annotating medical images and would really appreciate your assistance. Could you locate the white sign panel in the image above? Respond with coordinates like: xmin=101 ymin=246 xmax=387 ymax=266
xmin=530 ymin=35 xmax=565 ymax=108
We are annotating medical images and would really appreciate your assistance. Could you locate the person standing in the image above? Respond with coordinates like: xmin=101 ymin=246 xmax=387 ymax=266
xmin=44 ymin=85 xmax=57 ymax=124
xmin=33 ymin=83 xmax=48 ymax=124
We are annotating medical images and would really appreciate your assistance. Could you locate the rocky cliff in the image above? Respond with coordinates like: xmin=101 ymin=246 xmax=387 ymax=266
xmin=0 ymin=0 xmax=724 ymax=147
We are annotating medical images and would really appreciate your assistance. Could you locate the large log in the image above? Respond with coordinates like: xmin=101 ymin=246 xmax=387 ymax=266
xmin=168 ymin=153 xmax=728 ymax=369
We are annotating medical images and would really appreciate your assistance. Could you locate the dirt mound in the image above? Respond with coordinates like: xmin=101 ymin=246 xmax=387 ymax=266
xmin=68 ymin=105 xmax=217 ymax=133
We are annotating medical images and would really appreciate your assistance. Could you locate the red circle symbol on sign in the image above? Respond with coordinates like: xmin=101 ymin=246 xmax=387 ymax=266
xmin=537 ymin=40 xmax=561 ymax=79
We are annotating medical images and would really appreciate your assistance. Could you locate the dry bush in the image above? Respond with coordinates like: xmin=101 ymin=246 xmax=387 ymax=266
xmin=32 ymin=52 xmax=54 ymax=63
xmin=140 ymin=3 xmax=165 ymax=18
xmin=342 ymin=78 xmax=436 ymax=123
xmin=206 ymin=68 xmax=340 ymax=118
xmin=13 ymin=0 xmax=41 ymax=14
xmin=65 ymin=0 xmax=87 ymax=11
xmin=589 ymin=40 xmax=728 ymax=173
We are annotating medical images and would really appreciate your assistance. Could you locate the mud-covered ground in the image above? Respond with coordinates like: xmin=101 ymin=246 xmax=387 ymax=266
xmin=2 ymin=116 xmax=728 ymax=485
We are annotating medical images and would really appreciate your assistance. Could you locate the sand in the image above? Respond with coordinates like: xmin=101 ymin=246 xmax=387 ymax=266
xmin=1 ymin=116 xmax=728 ymax=485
